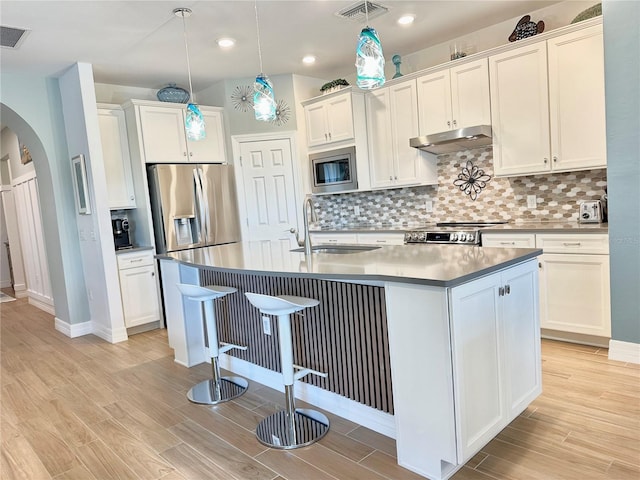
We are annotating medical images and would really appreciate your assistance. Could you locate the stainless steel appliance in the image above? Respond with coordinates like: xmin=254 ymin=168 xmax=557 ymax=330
xmin=310 ymin=146 xmax=357 ymax=194
xmin=112 ymin=218 xmax=132 ymax=250
xmin=147 ymin=164 xmax=241 ymax=254
xmin=409 ymin=125 xmax=492 ymax=155
xmin=404 ymin=221 xmax=507 ymax=245
xmin=579 ymin=200 xmax=603 ymax=224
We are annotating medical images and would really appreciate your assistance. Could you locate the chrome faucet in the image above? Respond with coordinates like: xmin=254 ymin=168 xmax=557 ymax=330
xmin=288 ymin=197 xmax=317 ymax=255
xmin=303 ymin=197 xmax=317 ymax=256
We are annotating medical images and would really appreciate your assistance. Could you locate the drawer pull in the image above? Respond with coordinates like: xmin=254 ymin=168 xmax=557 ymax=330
xmin=563 ymin=242 xmax=581 ymax=247
xmin=376 ymin=240 xmax=387 ymax=243
xmin=500 ymin=241 xmax=516 ymax=246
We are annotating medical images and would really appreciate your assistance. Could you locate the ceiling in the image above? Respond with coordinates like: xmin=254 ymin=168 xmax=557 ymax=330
xmin=1 ymin=1 xmax=563 ymax=91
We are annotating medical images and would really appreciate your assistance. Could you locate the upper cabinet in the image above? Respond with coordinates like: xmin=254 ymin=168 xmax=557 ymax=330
xmin=417 ymin=58 xmax=491 ymax=135
xmin=490 ymin=24 xmax=606 ymax=177
xmin=97 ymin=104 xmax=136 ymax=209
xmin=125 ymin=100 xmax=228 ymax=164
xmin=303 ymin=89 xmax=356 ymax=147
xmin=366 ymin=80 xmax=437 ymax=189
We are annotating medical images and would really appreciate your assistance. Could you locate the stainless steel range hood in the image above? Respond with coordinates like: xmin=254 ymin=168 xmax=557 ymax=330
xmin=409 ymin=125 xmax=492 ymax=155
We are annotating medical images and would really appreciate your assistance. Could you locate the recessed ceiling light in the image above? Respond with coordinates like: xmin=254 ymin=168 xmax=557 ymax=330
xmin=302 ymin=55 xmax=316 ymax=64
xmin=398 ymin=14 xmax=415 ymax=26
xmin=217 ymin=37 xmax=235 ymax=48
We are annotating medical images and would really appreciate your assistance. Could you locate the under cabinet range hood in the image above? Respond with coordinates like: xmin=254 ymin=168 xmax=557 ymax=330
xmin=409 ymin=125 xmax=492 ymax=155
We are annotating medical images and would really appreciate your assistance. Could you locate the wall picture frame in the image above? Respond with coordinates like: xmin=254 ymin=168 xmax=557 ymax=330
xmin=71 ymin=154 xmax=91 ymax=214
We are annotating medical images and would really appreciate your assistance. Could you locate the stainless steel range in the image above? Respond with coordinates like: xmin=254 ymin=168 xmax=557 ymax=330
xmin=404 ymin=222 xmax=508 ymax=245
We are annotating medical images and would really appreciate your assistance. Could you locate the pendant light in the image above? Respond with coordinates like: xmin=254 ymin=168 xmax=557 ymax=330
xmin=355 ymin=1 xmax=385 ymax=89
xmin=174 ymin=7 xmax=206 ymax=140
xmin=253 ymin=0 xmax=276 ymax=121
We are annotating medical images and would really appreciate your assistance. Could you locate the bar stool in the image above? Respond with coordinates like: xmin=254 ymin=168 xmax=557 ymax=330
xmin=245 ymin=292 xmax=329 ymax=449
xmin=177 ymin=283 xmax=248 ymax=405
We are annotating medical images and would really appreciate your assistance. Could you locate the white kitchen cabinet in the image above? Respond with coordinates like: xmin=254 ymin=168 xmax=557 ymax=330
xmin=304 ymin=90 xmax=355 ymax=147
xmin=356 ymin=232 xmax=405 ymax=245
xmin=417 ymin=58 xmax=491 ymax=135
xmin=127 ymin=101 xmax=228 ymax=164
xmin=547 ymin=25 xmax=607 ymax=172
xmin=483 ymin=231 xmax=611 ymax=341
xmin=366 ymin=80 xmax=437 ymax=189
xmin=97 ymin=105 xmax=136 ymax=209
xmin=481 ymin=233 xmax=536 ymax=248
xmin=117 ymin=250 xmax=161 ymax=328
xmin=449 ymin=259 xmax=540 ymax=461
xmin=309 ymin=232 xmax=358 ymax=245
xmin=536 ymin=233 xmax=610 ymax=338
xmin=490 ymin=24 xmax=606 ymax=177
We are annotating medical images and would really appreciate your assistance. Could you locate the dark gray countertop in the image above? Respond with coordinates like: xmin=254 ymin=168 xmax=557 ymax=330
xmin=161 ymin=240 xmax=541 ymax=288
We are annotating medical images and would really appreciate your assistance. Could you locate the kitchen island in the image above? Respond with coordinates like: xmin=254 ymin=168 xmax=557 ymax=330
xmin=158 ymin=241 xmax=542 ymax=480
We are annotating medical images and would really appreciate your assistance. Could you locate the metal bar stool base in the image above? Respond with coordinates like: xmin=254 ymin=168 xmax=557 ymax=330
xmin=187 ymin=376 xmax=249 ymax=405
xmin=256 ymin=408 xmax=329 ymax=449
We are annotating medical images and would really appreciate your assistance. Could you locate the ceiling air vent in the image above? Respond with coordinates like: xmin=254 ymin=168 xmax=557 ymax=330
xmin=336 ymin=1 xmax=389 ymax=22
xmin=1 ymin=26 xmax=29 ymax=49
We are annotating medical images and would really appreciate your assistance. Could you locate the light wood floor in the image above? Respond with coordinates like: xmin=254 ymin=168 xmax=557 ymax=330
xmin=1 ymin=295 xmax=638 ymax=480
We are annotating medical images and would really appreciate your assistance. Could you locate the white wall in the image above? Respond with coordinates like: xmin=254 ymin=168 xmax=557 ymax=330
xmin=59 ymin=63 xmax=127 ymax=342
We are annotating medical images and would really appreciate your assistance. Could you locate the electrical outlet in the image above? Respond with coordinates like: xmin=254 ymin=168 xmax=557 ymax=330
xmin=354 ymin=205 xmax=361 ymax=216
xmin=262 ymin=316 xmax=271 ymax=335
xmin=527 ymin=195 xmax=537 ymax=209
xmin=425 ymin=200 xmax=433 ymax=213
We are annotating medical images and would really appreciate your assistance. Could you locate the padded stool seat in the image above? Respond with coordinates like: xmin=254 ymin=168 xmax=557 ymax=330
xmin=177 ymin=283 xmax=248 ymax=405
xmin=245 ymin=292 xmax=329 ymax=449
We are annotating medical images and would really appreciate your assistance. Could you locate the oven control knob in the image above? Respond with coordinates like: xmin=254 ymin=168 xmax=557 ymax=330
xmin=418 ymin=232 xmax=426 ymax=242
xmin=451 ymin=233 xmax=458 ymax=242
xmin=409 ymin=233 xmax=418 ymax=242
xmin=461 ymin=233 xmax=469 ymax=242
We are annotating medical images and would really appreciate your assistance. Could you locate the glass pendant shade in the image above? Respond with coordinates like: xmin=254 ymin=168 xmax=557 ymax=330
xmin=356 ymin=26 xmax=386 ymax=89
xmin=254 ymin=74 xmax=277 ymax=122
xmin=185 ymin=103 xmax=206 ymax=140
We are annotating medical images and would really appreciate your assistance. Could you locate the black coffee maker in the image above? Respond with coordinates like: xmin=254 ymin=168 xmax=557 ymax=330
xmin=112 ymin=218 xmax=132 ymax=250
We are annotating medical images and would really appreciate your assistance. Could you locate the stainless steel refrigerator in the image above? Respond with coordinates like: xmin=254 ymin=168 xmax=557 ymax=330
xmin=147 ymin=164 xmax=241 ymax=254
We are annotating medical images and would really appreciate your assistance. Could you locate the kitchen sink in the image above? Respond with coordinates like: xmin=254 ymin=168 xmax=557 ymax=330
xmin=290 ymin=245 xmax=381 ymax=254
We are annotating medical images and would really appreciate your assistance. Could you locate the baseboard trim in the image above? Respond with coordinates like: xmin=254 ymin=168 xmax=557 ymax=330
xmin=13 ymin=284 xmax=28 ymax=298
xmin=28 ymin=296 xmax=55 ymax=315
xmin=55 ymin=317 xmax=93 ymax=338
xmin=219 ymin=354 xmax=396 ymax=439
xmin=608 ymin=340 xmax=640 ymax=364
xmin=93 ymin=322 xmax=128 ymax=344
xmin=0 ymin=279 xmax=12 ymax=288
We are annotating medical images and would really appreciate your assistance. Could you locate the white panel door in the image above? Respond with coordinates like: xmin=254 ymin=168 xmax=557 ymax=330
xmin=12 ymin=177 xmax=53 ymax=306
xmin=239 ymin=139 xmax=297 ymax=241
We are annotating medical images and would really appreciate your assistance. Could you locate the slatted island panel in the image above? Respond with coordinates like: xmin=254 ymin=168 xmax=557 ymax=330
xmin=200 ymin=270 xmax=394 ymax=414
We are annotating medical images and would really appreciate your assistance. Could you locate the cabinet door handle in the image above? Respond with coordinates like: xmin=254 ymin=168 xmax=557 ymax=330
xmin=553 ymin=156 xmax=558 ymax=162
xmin=539 ymin=262 xmax=542 ymax=268
xmin=447 ymin=120 xmax=451 ymax=127
xmin=452 ymin=120 xmax=457 ymax=127
xmin=505 ymin=284 xmax=511 ymax=295
xmin=394 ymin=176 xmax=398 ymax=180
xmin=499 ymin=287 xmax=505 ymax=297
xmin=130 ymin=195 xmax=135 ymax=201
xmin=544 ymin=158 xmax=548 ymax=164
xmin=151 ymin=272 xmax=155 ymax=277
xmin=389 ymin=176 xmax=393 ymax=181
xmin=324 ymin=133 xmax=328 ymax=140
xmin=189 ymin=152 xmax=193 ymax=157
xmin=328 ymin=132 xmax=332 ymax=140
xmin=183 ymin=152 xmax=187 ymax=156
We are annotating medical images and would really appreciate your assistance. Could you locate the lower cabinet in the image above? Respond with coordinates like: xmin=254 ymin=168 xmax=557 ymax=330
xmin=482 ymin=231 xmax=611 ymax=340
xmin=449 ymin=259 xmax=541 ymax=461
xmin=117 ymin=250 xmax=161 ymax=328
xmin=310 ymin=231 xmax=405 ymax=246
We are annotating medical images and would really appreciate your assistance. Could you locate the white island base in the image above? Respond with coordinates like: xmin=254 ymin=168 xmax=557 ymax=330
xmin=159 ymin=243 xmax=541 ymax=480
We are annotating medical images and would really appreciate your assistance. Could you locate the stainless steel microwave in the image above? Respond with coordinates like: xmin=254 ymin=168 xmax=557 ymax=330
xmin=310 ymin=146 xmax=357 ymax=194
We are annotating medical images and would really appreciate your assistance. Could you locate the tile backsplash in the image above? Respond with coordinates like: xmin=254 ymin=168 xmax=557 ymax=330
xmin=313 ymin=147 xmax=607 ymax=227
